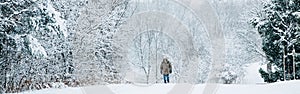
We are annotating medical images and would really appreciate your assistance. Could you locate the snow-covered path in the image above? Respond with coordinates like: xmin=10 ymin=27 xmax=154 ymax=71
xmin=242 ymin=62 xmax=265 ymax=84
xmin=16 ymin=62 xmax=299 ymax=94
xmin=18 ymin=81 xmax=300 ymax=94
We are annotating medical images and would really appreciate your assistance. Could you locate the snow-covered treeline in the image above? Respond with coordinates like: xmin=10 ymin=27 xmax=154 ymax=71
xmin=1 ymin=0 xmax=132 ymax=92
xmin=0 ymin=0 xmax=274 ymax=93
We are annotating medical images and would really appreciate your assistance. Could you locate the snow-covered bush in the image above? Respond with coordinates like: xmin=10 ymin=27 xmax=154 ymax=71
xmin=219 ymin=64 xmax=239 ymax=84
xmin=51 ymin=82 xmax=67 ymax=89
xmin=221 ymin=71 xmax=238 ymax=84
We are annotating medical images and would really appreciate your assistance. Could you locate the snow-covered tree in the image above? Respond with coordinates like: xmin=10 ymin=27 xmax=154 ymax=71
xmin=251 ymin=0 xmax=300 ymax=82
xmin=50 ymin=0 xmax=88 ymax=86
xmin=209 ymin=0 xmax=264 ymax=84
xmin=0 ymin=0 xmax=75 ymax=92
xmin=73 ymin=0 xmax=129 ymax=85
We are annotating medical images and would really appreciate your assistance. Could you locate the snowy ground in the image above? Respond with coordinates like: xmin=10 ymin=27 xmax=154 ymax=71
xmin=16 ymin=81 xmax=300 ymax=94
xmin=242 ymin=62 xmax=265 ymax=84
xmin=14 ymin=62 xmax=300 ymax=94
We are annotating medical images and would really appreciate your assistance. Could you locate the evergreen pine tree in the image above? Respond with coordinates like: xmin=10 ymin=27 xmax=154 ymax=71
xmin=251 ymin=0 xmax=300 ymax=82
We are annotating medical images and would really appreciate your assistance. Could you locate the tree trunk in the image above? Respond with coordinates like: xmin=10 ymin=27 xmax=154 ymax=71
xmin=143 ymin=67 xmax=149 ymax=84
xmin=283 ymin=46 xmax=286 ymax=81
xmin=267 ymin=62 xmax=272 ymax=79
xmin=155 ymin=34 xmax=158 ymax=83
xmin=146 ymin=74 xmax=149 ymax=84
xmin=293 ymin=46 xmax=296 ymax=80
xmin=147 ymin=32 xmax=151 ymax=84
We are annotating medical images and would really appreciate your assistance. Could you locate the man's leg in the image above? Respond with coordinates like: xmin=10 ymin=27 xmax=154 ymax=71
xmin=166 ymin=74 xmax=169 ymax=83
xmin=163 ymin=75 xmax=167 ymax=83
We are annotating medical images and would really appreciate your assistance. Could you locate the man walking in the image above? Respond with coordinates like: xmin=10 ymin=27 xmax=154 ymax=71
xmin=160 ymin=58 xmax=172 ymax=83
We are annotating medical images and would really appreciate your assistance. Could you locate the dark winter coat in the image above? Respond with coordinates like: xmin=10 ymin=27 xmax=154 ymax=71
xmin=160 ymin=59 xmax=172 ymax=75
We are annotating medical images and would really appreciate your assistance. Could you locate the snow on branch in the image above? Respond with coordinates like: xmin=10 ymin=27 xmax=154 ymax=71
xmin=27 ymin=35 xmax=48 ymax=57
xmin=292 ymin=11 xmax=300 ymax=18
